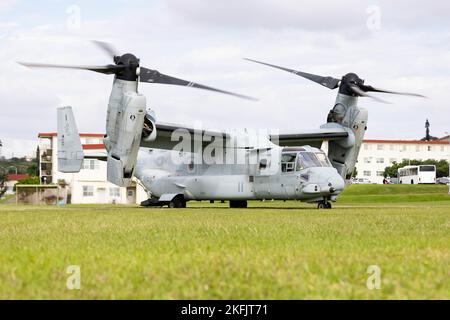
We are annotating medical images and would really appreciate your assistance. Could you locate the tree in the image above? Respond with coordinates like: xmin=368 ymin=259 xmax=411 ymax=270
xmin=13 ymin=176 xmax=40 ymax=192
xmin=0 ymin=172 xmax=6 ymax=198
xmin=384 ymin=159 xmax=449 ymax=178
xmin=351 ymin=167 xmax=358 ymax=178
xmin=26 ymin=163 xmax=38 ymax=176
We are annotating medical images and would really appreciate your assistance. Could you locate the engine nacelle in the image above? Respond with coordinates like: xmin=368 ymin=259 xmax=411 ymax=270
xmin=323 ymin=93 xmax=368 ymax=180
xmin=104 ymin=79 xmax=146 ymax=186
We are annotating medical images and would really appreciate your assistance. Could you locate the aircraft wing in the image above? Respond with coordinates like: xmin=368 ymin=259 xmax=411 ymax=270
xmin=140 ymin=122 xmax=230 ymax=150
xmin=140 ymin=121 xmax=349 ymax=150
xmin=270 ymin=126 xmax=350 ymax=148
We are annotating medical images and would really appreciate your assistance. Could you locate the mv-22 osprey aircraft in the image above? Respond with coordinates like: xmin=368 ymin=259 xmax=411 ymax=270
xmin=19 ymin=42 xmax=425 ymax=209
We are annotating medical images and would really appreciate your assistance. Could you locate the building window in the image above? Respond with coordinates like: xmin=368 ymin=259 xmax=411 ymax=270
xmin=363 ymin=171 xmax=372 ymax=176
xmin=377 ymin=171 xmax=384 ymax=176
xmin=376 ymin=158 xmax=384 ymax=164
xmin=82 ymin=186 xmax=94 ymax=197
xmin=389 ymin=144 xmax=395 ymax=151
xmin=377 ymin=144 xmax=384 ymax=151
xmin=402 ymin=145 xmax=407 ymax=151
xmin=415 ymin=145 xmax=421 ymax=152
xmin=389 ymin=158 xmax=396 ymax=164
xmin=441 ymin=146 xmax=445 ymax=152
xmin=127 ymin=190 xmax=134 ymax=197
xmin=109 ymin=187 xmax=120 ymax=198
xmin=364 ymin=157 xmax=371 ymax=164
xmin=364 ymin=144 xmax=370 ymax=150
xmin=427 ymin=146 xmax=432 ymax=152
xmin=82 ymin=159 xmax=100 ymax=170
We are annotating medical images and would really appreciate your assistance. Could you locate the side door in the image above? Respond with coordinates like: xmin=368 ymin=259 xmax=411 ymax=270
xmin=254 ymin=149 xmax=281 ymax=198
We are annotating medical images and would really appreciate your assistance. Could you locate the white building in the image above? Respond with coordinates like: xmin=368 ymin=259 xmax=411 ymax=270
xmin=38 ymin=133 xmax=148 ymax=204
xmin=355 ymin=137 xmax=449 ymax=184
xmin=4 ymin=174 xmax=29 ymax=195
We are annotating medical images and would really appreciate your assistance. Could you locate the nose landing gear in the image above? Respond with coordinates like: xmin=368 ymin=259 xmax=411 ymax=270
xmin=317 ymin=201 xmax=332 ymax=209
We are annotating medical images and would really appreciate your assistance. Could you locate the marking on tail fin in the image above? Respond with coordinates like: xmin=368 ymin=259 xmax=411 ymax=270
xmin=57 ymin=106 xmax=84 ymax=173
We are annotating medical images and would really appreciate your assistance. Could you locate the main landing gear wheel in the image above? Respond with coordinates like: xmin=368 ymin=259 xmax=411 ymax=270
xmin=317 ymin=201 xmax=332 ymax=209
xmin=229 ymin=200 xmax=248 ymax=208
xmin=169 ymin=196 xmax=186 ymax=208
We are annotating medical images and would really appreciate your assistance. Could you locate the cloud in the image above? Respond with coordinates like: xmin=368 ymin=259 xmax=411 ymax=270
xmin=0 ymin=0 xmax=19 ymax=13
xmin=0 ymin=0 xmax=449 ymax=157
xmin=0 ymin=137 xmax=37 ymax=158
xmin=166 ymin=0 xmax=450 ymax=32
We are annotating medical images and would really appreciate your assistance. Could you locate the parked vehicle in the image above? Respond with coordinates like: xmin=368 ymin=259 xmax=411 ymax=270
xmin=436 ymin=177 xmax=450 ymax=185
xmin=353 ymin=178 xmax=373 ymax=184
xmin=398 ymin=165 xmax=436 ymax=184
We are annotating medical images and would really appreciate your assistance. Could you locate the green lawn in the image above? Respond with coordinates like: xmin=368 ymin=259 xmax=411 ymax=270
xmin=0 ymin=185 xmax=449 ymax=299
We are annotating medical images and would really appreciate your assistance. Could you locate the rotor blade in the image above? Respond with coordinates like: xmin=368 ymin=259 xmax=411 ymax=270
xmin=360 ymin=85 xmax=427 ymax=98
xmin=139 ymin=67 xmax=257 ymax=101
xmin=17 ymin=62 xmax=123 ymax=74
xmin=244 ymin=58 xmax=340 ymax=90
xmin=91 ymin=40 xmax=120 ymax=61
xmin=350 ymin=85 xmax=391 ymax=104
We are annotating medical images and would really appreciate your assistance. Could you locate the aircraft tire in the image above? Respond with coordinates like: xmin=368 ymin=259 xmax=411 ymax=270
xmin=169 ymin=196 xmax=185 ymax=208
xmin=230 ymin=200 xmax=247 ymax=208
xmin=317 ymin=202 xmax=326 ymax=209
xmin=326 ymin=202 xmax=332 ymax=209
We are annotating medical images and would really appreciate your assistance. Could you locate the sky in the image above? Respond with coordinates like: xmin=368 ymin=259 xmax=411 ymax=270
xmin=1 ymin=0 xmax=449 ymax=157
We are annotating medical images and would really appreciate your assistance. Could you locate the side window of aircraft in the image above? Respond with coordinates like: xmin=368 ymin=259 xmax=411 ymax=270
xmin=281 ymin=153 xmax=297 ymax=173
xmin=259 ymin=159 xmax=268 ymax=170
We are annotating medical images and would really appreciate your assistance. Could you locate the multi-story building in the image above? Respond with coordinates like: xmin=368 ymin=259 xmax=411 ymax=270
xmin=355 ymin=137 xmax=449 ymax=184
xmin=38 ymin=133 xmax=148 ymax=204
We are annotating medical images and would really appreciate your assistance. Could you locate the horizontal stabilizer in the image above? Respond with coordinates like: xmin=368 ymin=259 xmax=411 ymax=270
xmin=57 ymin=106 xmax=84 ymax=173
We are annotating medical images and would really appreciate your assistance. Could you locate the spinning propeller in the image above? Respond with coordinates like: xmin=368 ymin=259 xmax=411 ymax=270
xmin=18 ymin=41 xmax=256 ymax=100
xmin=244 ymin=58 xmax=426 ymax=103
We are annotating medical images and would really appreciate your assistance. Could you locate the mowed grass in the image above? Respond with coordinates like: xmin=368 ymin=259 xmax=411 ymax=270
xmin=0 ymin=185 xmax=449 ymax=299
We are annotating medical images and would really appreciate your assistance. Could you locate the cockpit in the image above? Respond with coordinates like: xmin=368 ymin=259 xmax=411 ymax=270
xmin=281 ymin=147 xmax=332 ymax=173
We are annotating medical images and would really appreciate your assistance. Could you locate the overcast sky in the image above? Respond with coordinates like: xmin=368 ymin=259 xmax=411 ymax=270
xmin=1 ymin=0 xmax=449 ymax=157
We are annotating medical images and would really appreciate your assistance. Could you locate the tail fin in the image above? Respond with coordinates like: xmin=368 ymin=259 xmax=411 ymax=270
xmin=57 ymin=106 xmax=84 ymax=173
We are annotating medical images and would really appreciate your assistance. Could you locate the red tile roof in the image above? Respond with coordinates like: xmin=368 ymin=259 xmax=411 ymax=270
xmin=38 ymin=133 xmax=104 ymax=138
xmin=82 ymin=144 xmax=105 ymax=150
xmin=6 ymin=174 xmax=29 ymax=181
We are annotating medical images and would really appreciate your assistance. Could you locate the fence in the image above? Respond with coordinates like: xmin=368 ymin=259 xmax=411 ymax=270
xmin=15 ymin=185 xmax=68 ymax=205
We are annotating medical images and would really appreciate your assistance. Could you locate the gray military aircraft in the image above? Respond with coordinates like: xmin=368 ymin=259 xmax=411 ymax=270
xmin=19 ymin=42 xmax=425 ymax=209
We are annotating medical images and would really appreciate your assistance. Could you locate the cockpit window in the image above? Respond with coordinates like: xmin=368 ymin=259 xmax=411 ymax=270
xmin=281 ymin=153 xmax=297 ymax=172
xmin=282 ymin=151 xmax=332 ymax=173
xmin=295 ymin=152 xmax=332 ymax=171
xmin=300 ymin=152 xmax=322 ymax=168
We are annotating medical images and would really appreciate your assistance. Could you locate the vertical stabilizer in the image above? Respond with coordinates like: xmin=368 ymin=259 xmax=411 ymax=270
xmin=57 ymin=106 xmax=84 ymax=173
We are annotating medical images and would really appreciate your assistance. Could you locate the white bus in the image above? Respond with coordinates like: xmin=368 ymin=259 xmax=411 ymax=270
xmin=398 ymin=165 xmax=436 ymax=184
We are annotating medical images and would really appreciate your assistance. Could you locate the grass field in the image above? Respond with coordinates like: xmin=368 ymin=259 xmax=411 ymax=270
xmin=0 ymin=185 xmax=449 ymax=299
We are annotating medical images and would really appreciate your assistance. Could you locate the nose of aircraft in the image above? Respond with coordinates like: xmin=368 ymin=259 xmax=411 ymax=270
xmin=327 ymin=173 xmax=345 ymax=194
xmin=304 ymin=167 xmax=345 ymax=195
